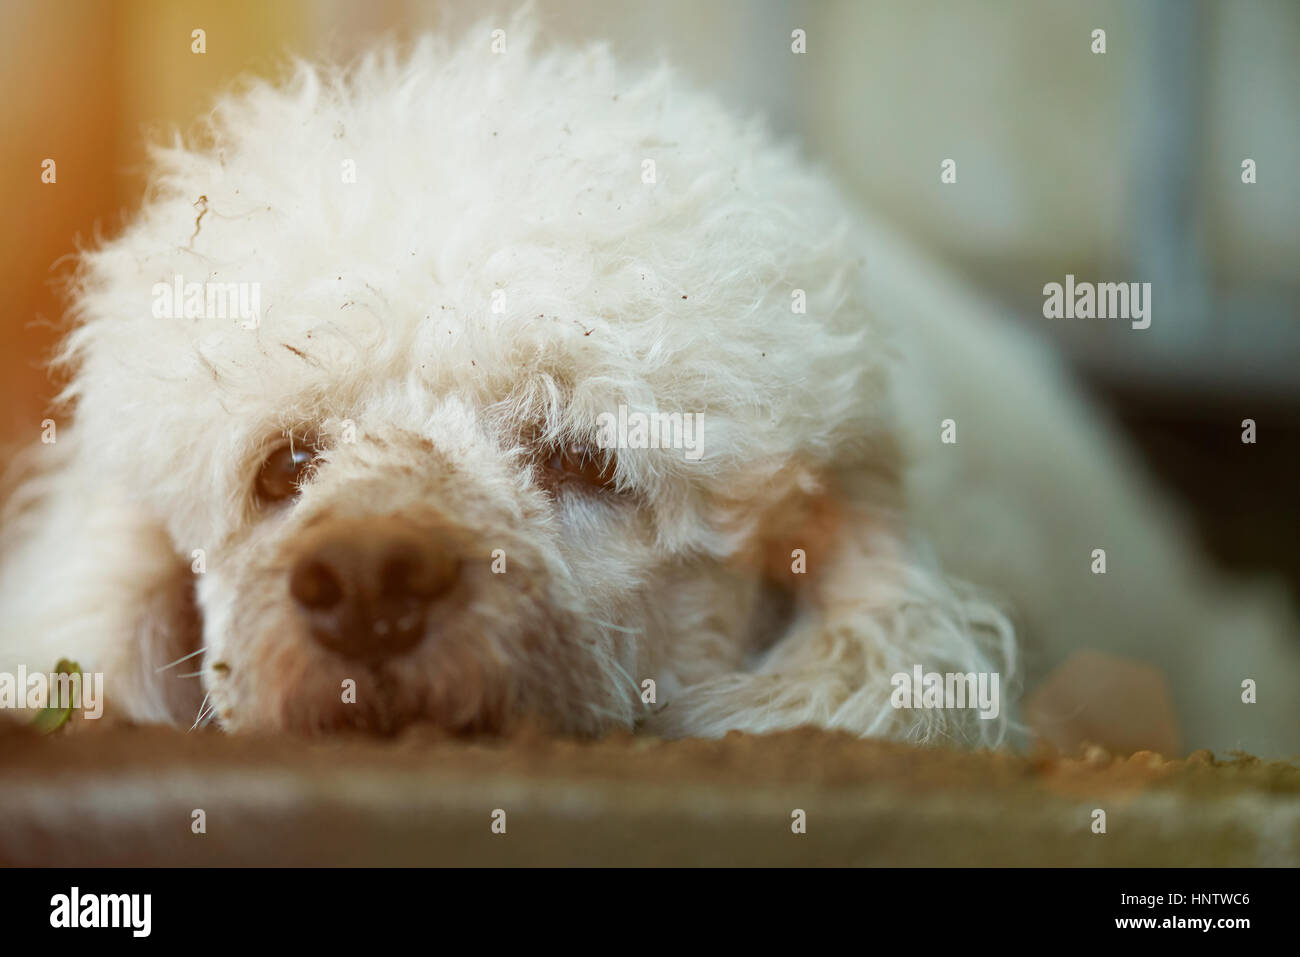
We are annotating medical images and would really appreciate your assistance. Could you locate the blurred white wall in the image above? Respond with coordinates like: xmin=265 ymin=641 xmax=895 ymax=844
xmin=281 ymin=0 xmax=1300 ymax=394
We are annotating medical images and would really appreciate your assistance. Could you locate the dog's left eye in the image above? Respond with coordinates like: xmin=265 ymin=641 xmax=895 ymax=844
xmin=256 ymin=444 xmax=317 ymax=502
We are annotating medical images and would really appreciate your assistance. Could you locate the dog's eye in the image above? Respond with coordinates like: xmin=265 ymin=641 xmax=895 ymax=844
xmin=543 ymin=441 xmax=617 ymax=489
xmin=256 ymin=444 xmax=317 ymax=502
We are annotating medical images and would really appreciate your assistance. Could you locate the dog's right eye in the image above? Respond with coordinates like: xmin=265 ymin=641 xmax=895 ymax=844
xmin=255 ymin=444 xmax=316 ymax=503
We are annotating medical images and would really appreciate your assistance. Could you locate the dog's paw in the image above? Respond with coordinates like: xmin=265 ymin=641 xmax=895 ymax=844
xmin=640 ymin=673 xmax=842 ymax=739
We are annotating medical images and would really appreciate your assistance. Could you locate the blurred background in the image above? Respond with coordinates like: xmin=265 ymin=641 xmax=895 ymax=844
xmin=2 ymin=0 xmax=1296 ymax=594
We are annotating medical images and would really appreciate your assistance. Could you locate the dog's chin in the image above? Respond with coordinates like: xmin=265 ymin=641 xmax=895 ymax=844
xmin=224 ymin=672 xmax=512 ymax=738
xmin=297 ymin=664 xmax=453 ymax=737
xmin=302 ymin=689 xmax=506 ymax=738
xmin=212 ymin=632 xmax=519 ymax=738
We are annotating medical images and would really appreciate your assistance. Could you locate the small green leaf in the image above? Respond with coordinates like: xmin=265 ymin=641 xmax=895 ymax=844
xmin=30 ymin=659 xmax=82 ymax=735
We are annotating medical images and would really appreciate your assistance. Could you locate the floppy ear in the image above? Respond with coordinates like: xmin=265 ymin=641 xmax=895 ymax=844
xmin=646 ymin=462 xmax=1020 ymax=747
xmin=0 ymin=435 xmax=205 ymax=727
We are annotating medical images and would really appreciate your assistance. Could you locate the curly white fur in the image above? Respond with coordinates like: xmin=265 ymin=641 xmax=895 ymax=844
xmin=15 ymin=16 xmax=1289 ymax=754
xmin=0 ymin=19 xmax=1018 ymax=746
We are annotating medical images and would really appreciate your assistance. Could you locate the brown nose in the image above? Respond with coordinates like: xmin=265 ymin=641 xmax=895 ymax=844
xmin=288 ymin=517 xmax=460 ymax=660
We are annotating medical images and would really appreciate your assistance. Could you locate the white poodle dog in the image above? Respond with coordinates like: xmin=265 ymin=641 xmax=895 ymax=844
xmin=2 ymin=23 xmax=1296 ymax=753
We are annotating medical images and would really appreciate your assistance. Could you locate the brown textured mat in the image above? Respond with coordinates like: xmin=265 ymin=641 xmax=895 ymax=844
xmin=1 ymin=723 xmax=1297 ymax=866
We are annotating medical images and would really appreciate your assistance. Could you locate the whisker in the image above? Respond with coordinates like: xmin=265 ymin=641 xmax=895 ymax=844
xmin=582 ymin=697 xmax=629 ymax=725
xmin=155 ymin=647 xmax=206 ymax=673
xmin=193 ymin=702 xmax=218 ymax=731
xmin=189 ymin=692 xmax=212 ymax=732
xmin=576 ymin=614 xmax=647 ymax=716
xmin=607 ymin=657 xmax=646 ymax=710
xmin=583 ymin=616 xmax=641 ymax=635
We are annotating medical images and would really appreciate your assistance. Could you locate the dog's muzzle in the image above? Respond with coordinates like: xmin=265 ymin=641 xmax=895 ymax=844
xmin=287 ymin=516 xmax=460 ymax=660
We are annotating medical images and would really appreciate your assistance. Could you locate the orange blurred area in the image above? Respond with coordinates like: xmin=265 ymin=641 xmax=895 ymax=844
xmin=0 ymin=0 xmax=317 ymax=446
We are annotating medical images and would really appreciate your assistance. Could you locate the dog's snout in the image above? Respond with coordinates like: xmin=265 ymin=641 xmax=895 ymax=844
xmin=288 ymin=518 xmax=460 ymax=660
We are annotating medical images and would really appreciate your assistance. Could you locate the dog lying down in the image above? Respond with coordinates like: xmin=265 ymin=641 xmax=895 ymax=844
xmin=2 ymin=24 xmax=1298 ymax=755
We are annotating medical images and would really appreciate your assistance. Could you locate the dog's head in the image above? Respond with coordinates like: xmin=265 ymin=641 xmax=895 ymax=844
xmin=57 ymin=28 xmax=894 ymax=734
